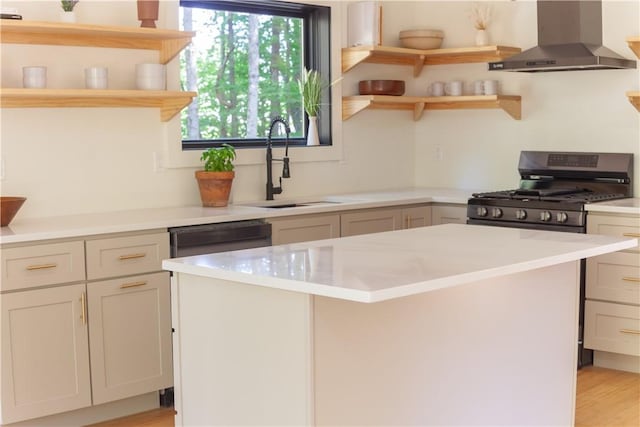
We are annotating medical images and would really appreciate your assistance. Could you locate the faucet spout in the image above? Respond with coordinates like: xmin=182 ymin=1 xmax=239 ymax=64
xmin=266 ymin=116 xmax=291 ymax=200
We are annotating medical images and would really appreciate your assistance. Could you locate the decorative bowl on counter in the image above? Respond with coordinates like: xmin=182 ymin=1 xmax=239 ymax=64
xmin=1 ymin=196 xmax=26 ymax=226
xmin=358 ymin=80 xmax=405 ymax=96
xmin=399 ymin=29 xmax=444 ymax=50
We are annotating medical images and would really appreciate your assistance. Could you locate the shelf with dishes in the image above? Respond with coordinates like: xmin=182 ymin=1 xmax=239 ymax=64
xmin=342 ymin=45 xmax=522 ymax=77
xmin=0 ymin=20 xmax=195 ymax=64
xmin=342 ymin=94 xmax=521 ymax=121
xmin=0 ymin=89 xmax=197 ymax=122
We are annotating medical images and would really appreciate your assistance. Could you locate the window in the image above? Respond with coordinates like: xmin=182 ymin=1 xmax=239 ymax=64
xmin=179 ymin=0 xmax=331 ymax=150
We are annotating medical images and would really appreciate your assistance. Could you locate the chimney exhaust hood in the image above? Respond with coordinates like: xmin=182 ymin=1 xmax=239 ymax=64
xmin=489 ymin=0 xmax=637 ymax=72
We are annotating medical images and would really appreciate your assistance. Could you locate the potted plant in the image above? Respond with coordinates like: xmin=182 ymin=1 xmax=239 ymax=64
xmin=298 ymin=68 xmax=322 ymax=146
xmin=60 ymin=0 xmax=79 ymax=22
xmin=195 ymin=144 xmax=236 ymax=207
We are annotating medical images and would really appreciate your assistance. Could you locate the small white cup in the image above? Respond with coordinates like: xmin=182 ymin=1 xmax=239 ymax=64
xmin=23 ymin=66 xmax=47 ymax=88
xmin=85 ymin=67 xmax=108 ymax=89
xmin=135 ymin=63 xmax=166 ymax=90
xmin=445 ymin=80 xmax=463 ymax=96
xmin=428 ymin=81 xmax=444 ymax=97
xmin=483 ymin=79 xmax=499 ymax=95
xmin=473 ymin=80 xmax=485 ymax=95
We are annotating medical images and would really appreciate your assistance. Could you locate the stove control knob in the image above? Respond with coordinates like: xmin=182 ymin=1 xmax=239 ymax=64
xmin=515 ymin=209 xmax=527 ymax=220
xmin=476 ymin=207 xmax=488 ymax=217
xmin=492 ymin=208 xmax=503 ymax=218
xmin=540 ymin=211 xmax=552 ymax=222
xmin=557 ymin=212 xmax=568 ymax=223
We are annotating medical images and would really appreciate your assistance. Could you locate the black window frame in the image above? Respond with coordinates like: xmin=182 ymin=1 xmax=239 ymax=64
xmin=179 ymin=0 xmax=332 ymax=150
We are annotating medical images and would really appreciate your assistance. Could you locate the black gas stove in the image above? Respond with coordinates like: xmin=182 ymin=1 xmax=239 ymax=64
xmin=467 ymin=150 xmax=633 ymax=369
xmin=468 ymin=151 xmax=634 ymax=233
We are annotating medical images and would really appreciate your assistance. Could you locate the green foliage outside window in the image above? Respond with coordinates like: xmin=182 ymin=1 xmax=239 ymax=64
xmin=180 ymin=6 xmax=305 ymax=143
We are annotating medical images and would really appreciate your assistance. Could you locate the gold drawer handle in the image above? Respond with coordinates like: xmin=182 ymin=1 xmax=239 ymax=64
xmin=622 ymin=232 xmax=640 ymax=238
xmin=120 ymin=280 xmax=147 ymax=289
xmin=620 ymin=329 xmax=640 ymax=335
xmin=118 ymin=253 xmax=147 ymax=261
xmin=80 ymin=292 xmax=87 ymax=325
xmin=26 ymin=263 xmax=58 ymax=271
xmin=622 ymin=277 xmax=640 ymax=283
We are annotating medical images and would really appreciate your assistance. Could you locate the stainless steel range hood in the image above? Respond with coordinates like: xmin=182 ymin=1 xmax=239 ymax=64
xmin=489 ymin=0 xmax=637 ymax=72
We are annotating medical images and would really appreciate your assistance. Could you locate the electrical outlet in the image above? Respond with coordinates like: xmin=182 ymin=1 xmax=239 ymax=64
xmin=0 ymin=158 xmax=5 ymax=180
xmin=435 ymin=145 xmax=444 ymax=161
xmin=153 ymin=152 xmax=165 ymax=172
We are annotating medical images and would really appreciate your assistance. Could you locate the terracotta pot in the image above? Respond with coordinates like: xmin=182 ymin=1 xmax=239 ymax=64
xmin=195 ymin=171 xmax=235 ymax=207
xmin=137 ymin=0 xmax=159 ymax=28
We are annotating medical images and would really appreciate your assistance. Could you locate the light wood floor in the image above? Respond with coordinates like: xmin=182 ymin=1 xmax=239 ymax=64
xmin=88 ymin=366 xmax=639 ymax=427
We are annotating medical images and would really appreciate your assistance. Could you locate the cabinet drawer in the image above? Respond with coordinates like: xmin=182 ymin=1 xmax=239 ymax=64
xmin=585 ymin=300 xmax=640 ymax=356
xmin=586 ymin=252 xmax=640 ymax=304
xmin=1 ymin=241 xmax=85 ymax=292
xmin=86 ymin=232 xmax=169 ymax=280
xmin=587 ymin=214 xmax=640 ymax=253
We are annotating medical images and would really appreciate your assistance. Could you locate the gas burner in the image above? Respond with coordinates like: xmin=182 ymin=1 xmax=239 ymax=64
xmin=467 ymin=151 xmax=633 ymax=233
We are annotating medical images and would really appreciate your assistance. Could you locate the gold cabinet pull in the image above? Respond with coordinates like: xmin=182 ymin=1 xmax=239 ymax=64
xmin=120 ymin=280 xmax=147 ymax=289
xmin=619 ymin=329 xmax=640 ymax=335
xmin=118 ymin=253 xmax=147 ymax=261
xmin=406 ymin=216 xmax=412 ymax=229
xmin=622 ymin=277 xmax=640 ymax=283
xmin=26 ymin=263 xmax=57 ymax=270
xmin=80 ymin=292 xmax=87 ymax=325
xmin=622 ymin=232 xmax=640 ymax=238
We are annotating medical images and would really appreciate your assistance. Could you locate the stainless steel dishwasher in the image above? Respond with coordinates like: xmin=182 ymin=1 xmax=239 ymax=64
xmin=169 ymin=219 xmax=272 ymax=258
xmin=161 ymin=220 xmax=271 ymax=407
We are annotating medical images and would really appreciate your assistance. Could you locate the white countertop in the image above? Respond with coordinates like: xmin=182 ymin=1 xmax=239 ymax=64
xmin=0 ymin=188 xmax=474 ymax=245
xmin=586 ymin=198 xmax=640 ymax=215
xmin=163 ymin=223 xmax=637 ymax=303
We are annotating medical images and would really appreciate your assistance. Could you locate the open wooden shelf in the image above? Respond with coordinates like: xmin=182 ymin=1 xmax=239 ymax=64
xmin=342 ymin=94 xmax=521 ymax=121
xmin=0 ymin=20 xmax=195 ymax=64
xmin=627 ymin=36 xmax=640 ymax=59
xmin=342 ymin=45 xmax=522 ymax=77
xmin=626 ymin=91 xmax=640 ymax=112
xmin=0 ymin=88 xmax=197 ymax=121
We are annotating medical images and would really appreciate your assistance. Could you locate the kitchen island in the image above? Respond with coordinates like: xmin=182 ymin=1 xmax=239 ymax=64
xmin=163 ymin=224 xmax=636 ymax=426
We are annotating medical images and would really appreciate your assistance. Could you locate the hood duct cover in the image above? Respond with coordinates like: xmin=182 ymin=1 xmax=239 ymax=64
xmin=489 ymin=0 xmax=637 ymax=72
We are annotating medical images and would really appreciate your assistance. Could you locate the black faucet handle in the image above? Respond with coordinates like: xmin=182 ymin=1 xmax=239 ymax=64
xmin=282 ymin=157 xmax=290 ymax=178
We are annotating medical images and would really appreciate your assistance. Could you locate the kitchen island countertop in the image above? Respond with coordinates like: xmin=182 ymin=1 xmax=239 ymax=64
xmin=163 ymin=223 xmax=637 ymax=303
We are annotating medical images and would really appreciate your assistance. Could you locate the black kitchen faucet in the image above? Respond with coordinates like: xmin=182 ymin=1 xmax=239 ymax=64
xmin=265 ymin=116 xmax=291 ymax=200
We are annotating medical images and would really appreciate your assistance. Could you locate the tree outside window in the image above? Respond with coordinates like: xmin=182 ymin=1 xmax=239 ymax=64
xmin=180 ymin=0 xmax=331 ymax=150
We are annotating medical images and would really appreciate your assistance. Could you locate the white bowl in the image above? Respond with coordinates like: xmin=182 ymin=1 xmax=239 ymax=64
xmin=399 ymin=29 xmax=444 ymax=50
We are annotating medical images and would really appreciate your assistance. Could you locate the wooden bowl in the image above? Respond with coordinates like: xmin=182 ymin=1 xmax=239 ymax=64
xmin=1 ymin=196 xmax=26 ymax=226
xmin=358 ymin=80 xmax=405 ymax=96
xmin=399 ymin=29 xmax=444 ymax=50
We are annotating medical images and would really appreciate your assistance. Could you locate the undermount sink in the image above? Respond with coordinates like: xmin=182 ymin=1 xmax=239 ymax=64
xmin=242 ymin=199 xmax=349 ymax=209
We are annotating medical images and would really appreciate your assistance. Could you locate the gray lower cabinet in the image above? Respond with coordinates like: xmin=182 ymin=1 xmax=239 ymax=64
xmin=585 ymin=212 xmax=640 ymax=373
xmin=431 ymin=204 xmax=467 ymax=225
xmin=0 ymin=230 xmax=171 ymax=424
xmin=269 ymin=214 xmax=341 ymax=245
xmin=341 ymin=208 xmax=403 ymax=237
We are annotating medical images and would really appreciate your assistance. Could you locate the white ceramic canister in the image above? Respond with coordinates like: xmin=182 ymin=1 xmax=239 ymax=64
xmin=22 ymin=66 xmax=47 ymax=88
xmin=135 ymin=63 xmax=166 ymax=90
xmin=85 ymin=67 xmax=108 ymax=89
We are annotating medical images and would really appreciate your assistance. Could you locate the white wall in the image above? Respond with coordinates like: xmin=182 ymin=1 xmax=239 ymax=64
xmin=387 ymin=0 xmax=639 ymax=192
xmin=1 ymin=1 xmax=638 ymax=220
xmin=0 ymin=0 xmax=416 ymax=219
